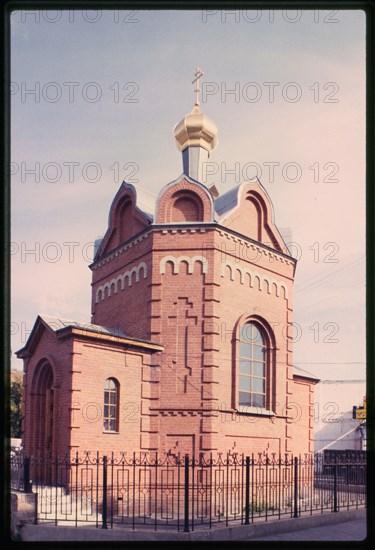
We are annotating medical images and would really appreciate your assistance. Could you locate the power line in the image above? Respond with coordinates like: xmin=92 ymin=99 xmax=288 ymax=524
xmin=293 ymin=362 xmax=365 ymax=365
xmin=295 ymin=257 xmax=365 ymax=295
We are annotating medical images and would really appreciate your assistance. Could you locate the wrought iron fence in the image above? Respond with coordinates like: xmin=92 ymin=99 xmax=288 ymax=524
xmin=10 ymin=451 xmax=366 ymax=531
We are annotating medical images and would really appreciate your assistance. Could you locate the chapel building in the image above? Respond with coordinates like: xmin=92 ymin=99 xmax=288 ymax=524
xmin=17 ymin=72 xmax=318 ymax=460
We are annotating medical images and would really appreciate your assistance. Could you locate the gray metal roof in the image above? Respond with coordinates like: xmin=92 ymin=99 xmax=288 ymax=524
xmin=131 ymin=184 xmax=157 ymax=221
xmin=16 ymin=314 xmax=163 ymax=356
xmin=214 ymin=184 xmax=242 ymax=219
xmin=293 ymin=365 xmax=320 ymax=381
xmin=39 ymin=314 xmax=128 ymax=338
xmin=39 ymin=314 xmax=163 ymax=347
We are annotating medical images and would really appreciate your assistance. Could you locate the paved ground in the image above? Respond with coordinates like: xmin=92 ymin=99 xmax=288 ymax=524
xmin=251 ymin=518 xmax=367 ymax=541
xmin=18 ymin=508 xmax=368 ymax=542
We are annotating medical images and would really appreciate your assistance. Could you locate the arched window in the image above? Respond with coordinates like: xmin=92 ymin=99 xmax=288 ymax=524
xmin=103 ymin=378 xmax=119 ymax=432
xmin=238 ymin=322 xmax=267 ymax=408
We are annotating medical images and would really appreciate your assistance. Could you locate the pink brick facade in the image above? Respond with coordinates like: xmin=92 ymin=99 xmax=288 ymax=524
xmin=18 ymin=169 xmax=318 ymax=459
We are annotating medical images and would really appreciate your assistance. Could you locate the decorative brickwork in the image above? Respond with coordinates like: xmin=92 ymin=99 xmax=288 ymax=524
xmin=95 ymin=261 xmax=147 ymax=303
xmin=220 ymin=259 xmax=288 ymax=298
xmin=160 ymin=255 xmax=208 ymax=275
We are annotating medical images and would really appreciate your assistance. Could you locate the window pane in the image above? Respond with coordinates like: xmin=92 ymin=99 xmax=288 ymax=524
xmin=104 ymin=405 xmax=109 ymax=418
xmin=105 ymin=378 xmax=116 ymax=390
xmin=240 ymin=323 xmax=251 ymax=342
xmin=239 ymin=360 xmax=251 ymax=375
xmin=239 ymin=392 xmax=251 ymax=406
xmin=253 ymin=362 xmax=265 ymax=377
xmin=239 ymin=341 xmax=251 ymax=358
xmin=104 ymin=391 xmax=110 ymax=404
xmin=103 ymin=418 xmax=109 ymax=431
xmin=250 ymin=325 xmax=262 ymax=344
xmin=110 ymin=406 xmax=116 ymax=418
xmin=252 ymin=394 xmax=265 ymax=408
xmin=110 ymin=392 xmax=116 ymax=404
xmin=252 ymin=378 xmax=265 ymax=393
xmin=252 ymin=345 xmax=265 ymax=362
xmin=239 ymin=376 xmax=251 ymax=391
xmin=110 ymin=419 xmax=116 ymax=431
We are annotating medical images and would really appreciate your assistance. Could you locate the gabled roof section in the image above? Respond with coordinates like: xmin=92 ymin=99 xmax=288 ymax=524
xmin=127 ymin=183 xmax=156 ymax=221
xmin=16 ymin=314 xmax=164 ymax=357
xmin=110 ymin=182 xmax=156 ymax=222
xmin=15 ymin=314 xmax=59 ymax=358
xmin=94 ymin=181 xmax=156 ymax=261
xmin=214 ymin=183 xmax=243 ymax=218
xmin=293 ymin=365 xmax=320 ymax=383
xmin=39 ymin=314 xmax=127 ymax=336
xmin=214 ymin=178 xmax=291 ymax=256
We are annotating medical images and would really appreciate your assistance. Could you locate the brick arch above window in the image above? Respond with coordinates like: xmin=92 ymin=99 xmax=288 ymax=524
xmin=31 ymin=355 xmax=61 ymax=392
xmin=155 ymin=176 xmax=214 ymax=224
xmin=234 ymin=313 xmax=277 ymax=350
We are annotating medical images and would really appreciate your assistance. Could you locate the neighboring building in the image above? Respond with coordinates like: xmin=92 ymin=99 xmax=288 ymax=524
xmin=17 ymin=75 xmax=318 ymax=460
xmin=10 ymin=438 xmax=22 ymax=452
xmin=314 ymin=379 xmax=366 ymax=452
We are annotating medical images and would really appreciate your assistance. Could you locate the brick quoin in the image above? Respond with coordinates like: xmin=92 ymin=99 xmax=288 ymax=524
xmin=18 ymin=109 xmax=318 ymax=461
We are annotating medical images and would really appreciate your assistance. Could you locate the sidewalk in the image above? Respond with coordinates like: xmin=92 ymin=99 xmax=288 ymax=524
xmin=251 ymin=518 xmax=366 ymax=541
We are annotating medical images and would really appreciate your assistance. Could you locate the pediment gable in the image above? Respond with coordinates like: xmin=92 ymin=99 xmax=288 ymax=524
xmin=15 ymin=315 xmax=58 ymax=357
xmin=215 ymin=179 xmax=289 ymax=254
xmin=95 ymin=182 xmax=154 ymax=260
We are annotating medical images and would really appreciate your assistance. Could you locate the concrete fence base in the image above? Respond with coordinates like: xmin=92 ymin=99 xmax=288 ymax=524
xmin=18 ymin=507 xmax=366 ymax=541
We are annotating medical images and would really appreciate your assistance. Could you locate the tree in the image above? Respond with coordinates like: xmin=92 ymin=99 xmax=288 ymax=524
xmin=10 ymin=370 xmax=23 ymax=438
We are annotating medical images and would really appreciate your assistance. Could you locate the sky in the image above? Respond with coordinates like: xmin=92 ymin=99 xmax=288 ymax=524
xmin=10 ymin=8 xmax=366 ymax=382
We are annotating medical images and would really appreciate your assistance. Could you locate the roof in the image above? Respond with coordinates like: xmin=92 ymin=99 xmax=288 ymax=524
xmin=214 ymin=183 xmax=242 ymax=218
xmin=39 ymin=314 xmax=128 ymax=337
xmin=131 ymin=184 xmax=157 ymax=221
xmin=16 ymin=314 xmax=164 ymax=356
xmin=293 ymin=365 xmax=320 ymax=382
xmin=101 ymin=179 xmax=291 ymax=259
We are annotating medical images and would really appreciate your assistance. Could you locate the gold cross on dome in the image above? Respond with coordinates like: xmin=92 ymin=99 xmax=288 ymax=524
xmin=192 ymin=67 xmax=204 ymax=106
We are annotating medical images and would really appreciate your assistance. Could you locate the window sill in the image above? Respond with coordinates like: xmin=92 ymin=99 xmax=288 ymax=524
xmin=102 ymin=430 xmax=119 ymax=434
xmin=237 ymin=406 xmax=275 ymax=417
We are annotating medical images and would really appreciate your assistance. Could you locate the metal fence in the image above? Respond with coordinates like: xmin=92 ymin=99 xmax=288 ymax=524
xmin=10 ymin=451 xmax=366 ymax=531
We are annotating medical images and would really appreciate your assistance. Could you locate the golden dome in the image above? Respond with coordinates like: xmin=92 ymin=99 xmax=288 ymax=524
xmin=173 ymin=103 xmax=218 ymax=153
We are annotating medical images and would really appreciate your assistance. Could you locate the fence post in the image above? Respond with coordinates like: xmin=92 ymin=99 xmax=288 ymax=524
xmin=24 ymin=457 xmax=32 ymax=493
xmin=102 ymin=456 xmax=108 ymax=529
xmin=293 ymin=456 xmax=299 ymax=518
xmin=245 ymin=456 xmax=250 ymax=524
xmin=184 ymin=454 xmax=189 ymax=533
xmin=333 ymin=456 xmax=338 ymax=512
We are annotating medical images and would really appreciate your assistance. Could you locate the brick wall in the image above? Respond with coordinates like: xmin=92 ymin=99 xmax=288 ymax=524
xmin=21 ymin=325 xmax=73 ymax=458
xmin=21 ymin=176 xmax=316 ymax=459
xmin=68 ymin=339 xmax=156 ymax=455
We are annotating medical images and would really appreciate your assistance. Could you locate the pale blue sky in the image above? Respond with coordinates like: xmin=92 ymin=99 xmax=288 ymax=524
xmin=10 ymin=9 xmax=366 ymax=381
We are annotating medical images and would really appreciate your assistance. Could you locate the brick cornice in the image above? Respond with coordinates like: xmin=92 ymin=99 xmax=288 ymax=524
xmin=90 ymin=223 xmax=296 ymax=271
